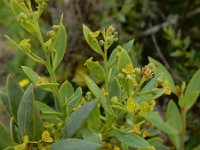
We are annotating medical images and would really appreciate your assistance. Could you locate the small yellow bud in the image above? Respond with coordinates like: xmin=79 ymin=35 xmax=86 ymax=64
xmin=142 ymin=131 xmax=149 ymax=138
xmin=131 ymin=124 xmax=141 ymax=134
xmin=113 ymin=145 xmax=120 ymax=150
xmin=18 ymin=79 xmax=30 ymax=87
xmin=47 ymin=30 xmax=56 ymax=39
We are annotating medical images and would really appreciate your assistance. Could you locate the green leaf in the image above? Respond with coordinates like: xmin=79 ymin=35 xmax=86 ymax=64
xmin=85 ymin=58 xmax=105 ymax=81
xmin=185 ymin=69 xmax=200 ymax=94
xmin=21 ymin=66 xmax=40 ymax=83
xmin=115 ymin=131 xmax=149 ymax=148
xmin=53 ymin=17 xmax=67 ymax=70
xmin=17 ymin=84 xmax=43 ymax=140
xmin=85 ymin=76 xmax=114 ymax=115
xmin=109 ymin=77 xmax=121 ymax=100
xmin=148 ymin=57 xmax=176 ymax=94
xmin=51 ymin=138 xmax=100 ymax=150
xmin=83 ymin=24 xmax=103 ymax=56
xmin=59 ymin=80 xmax=74 ymax=103
xmin=108 ymin=48 xmax=118 ymax=66
xmin=179 ymin=91 xmax=199 ymax=111
xmin=144 ymin=112 xmax=178 ymax=135
xmin=166 ymin=100 xmax=182 ymax=149
xmin=37 ymin=82 xmax=59 ymax=92
xmin=166 ymin=100 xmax=183 ymax=131
xmin=35 ymin=101 xmax=60 ymax=123
xmin=0 ymin=92 xmax=12 ymax=116
xmin=117 ymin=49 xmax=132 ymax=72
xmin=63 ymin=100 xmax=98 ymax=138
xmin=35 ymin=101 xmax=56 ymax=113
xmin=147 ymin=137 xmax=164 ymax=147
xmin=87 ymin=106 xmax=101 ymax=131
xmin=123 ymin=39 xmax=134 ymax=52
xmin=7 ymin=75 xmax=24 ymax=121
xmin=67 ymin=87 xmax=82 ymax=114
xmin=82 ymin=129 xmax=102 ymax=143
xmin=0 ymin=123 xmax=15 ymax=149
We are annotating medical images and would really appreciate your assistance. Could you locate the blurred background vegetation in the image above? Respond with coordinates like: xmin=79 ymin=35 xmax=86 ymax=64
xmin=0 ymin=0 xmax=200 ymax=149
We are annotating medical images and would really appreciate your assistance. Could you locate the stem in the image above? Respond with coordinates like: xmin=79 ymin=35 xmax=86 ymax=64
xmin=35 ymin=21 xmax=64 ymax=113
xmin=181 ymin=109 xmax=187 ymax=150
xmin=103 ymin=48 xmax=109 ymax=91
xmin=132 ymin=77 xmax=146 ymax=97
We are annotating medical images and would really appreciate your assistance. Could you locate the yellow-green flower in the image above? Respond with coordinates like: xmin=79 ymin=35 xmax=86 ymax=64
xmin=139 ymin=102 xmax=153 ymax=116
xmin=42 ymin=130 xmax=53 ymax=143
xmin=18 ymin=39 xmax=31 ymax=52
xmin=43 ymin=122 xmax=54 ymax=128
xmin=101 ymin=88 xmax=108 ymax=96
xmin=15 ymin=135 xmax=29 ymax=150
xmin=148 ymin=100 xmax=156 ymax=107
xmin=89 ymin=30 xmax=100 ymax=38
xmin=163 ymin=80 xmax=171 ymax=95
xmin=122 ymin=64 xmax=135 ymax=74
xmin=142 ymin=65 xmax=153 ymax=78
xmin=127 ymin=97 xmax=138 ymax=112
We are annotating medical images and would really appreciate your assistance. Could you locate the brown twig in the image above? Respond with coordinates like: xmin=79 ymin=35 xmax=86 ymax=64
xmin=151 ymin=34 xmax=183 ymax=81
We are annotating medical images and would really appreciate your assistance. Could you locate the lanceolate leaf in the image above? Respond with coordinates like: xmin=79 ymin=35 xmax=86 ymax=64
xmin=117 ymin=49 xmax=133 ymax=72
xmin=145 ymin=112 xmax=178 ymax=135
xmin=148 ymin=57 xmax=176 ymax=94
xmin=185 ymin=69 xmax=200 ymax=94
xmin=17 ymin=84 xmax=43 ymax=140
xmin=53 ymin=16 xmax=67 ymax=70
xmin=63 ymin=100 xmax=98 ymax=138
xmin=0 ymin=123 xmax=15 ymax=149
xmin=166 ymin=100 xmax=182 ymax=149
xmin=59 ymin=80 xmax=74 ymax=103
xmin=85 ymin=58 xmax=105 ymax=81
xmin=179 ymin=91 xmax=199 ymax=111
xmin=115 ymin=131 xmax=149 ymax=149
xmin=51 ymin=138 xmax=100 ymax=150
xmin=21 ymin=66 xmax=40 ymax=83
xmin=83 ymin=24 xmax=103 ymax=56
xmin=0 ymin=92 xmax=12 ymax=116
xmin=7 ymin=75 xmax=24 ymax=121
xmin=85 ymin=76 xmax=114 ymax=115
xmin=109 ymin=77 xmax=121 ymax=100
xmin=123 ymin=39 xmax=134 ymax=52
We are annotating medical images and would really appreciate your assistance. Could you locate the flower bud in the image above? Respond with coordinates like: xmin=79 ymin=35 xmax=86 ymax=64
xmin=52 ymin=25 xmax=59 ymax=32
xmin=116 ymin=46 xmax=122 ymax=52
xmin=99 ymin=40 xmax=104 ymax=46
xmin=110 ymin=96 xmax=118 ymax=105
xmin=47 ymin=30 xmax=56 ymax=39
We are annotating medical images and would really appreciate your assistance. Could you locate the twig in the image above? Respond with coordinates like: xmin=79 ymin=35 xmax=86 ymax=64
xmin=151 ymin=34 xmax=183 ymax=81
